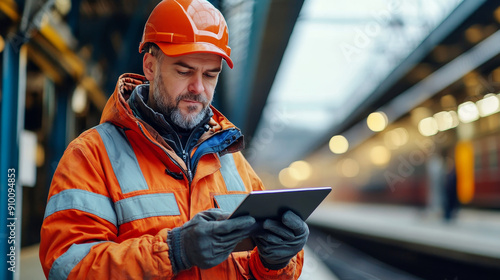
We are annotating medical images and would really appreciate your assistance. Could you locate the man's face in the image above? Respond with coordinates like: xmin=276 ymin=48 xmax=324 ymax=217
xmin=149 ymin=52 xmax=222 ymax=129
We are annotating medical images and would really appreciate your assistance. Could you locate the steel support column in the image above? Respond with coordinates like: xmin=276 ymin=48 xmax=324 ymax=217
xmin=1 ymin=38 xmax=27 ymax=280
xmin=47 ymin=81 xmax=68 ymax=191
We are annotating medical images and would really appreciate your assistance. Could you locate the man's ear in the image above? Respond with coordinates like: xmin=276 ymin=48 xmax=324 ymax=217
xmin=143 ymin=53 xmax=156 ymax=81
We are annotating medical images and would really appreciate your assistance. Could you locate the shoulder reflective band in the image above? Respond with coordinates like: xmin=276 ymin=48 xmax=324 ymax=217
xmin=44 ymin=189 xmax=117 ymax=227
xmin=115 ymin=193 xmax=181 ymax=225
xmin=95 ymin=123 xmax=149 ymax=194
xmin=214 ymin=194 xmax=247 ymax=213
xmin=48 ymin=241 xmax=107 ymax=280
xmin=219 ymin=153 xmax=246 ymax=192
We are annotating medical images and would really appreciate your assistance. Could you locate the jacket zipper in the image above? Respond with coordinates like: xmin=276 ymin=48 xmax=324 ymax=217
xmin=137 ymin=123 xmax=190 ymax=183
xmin=173 ymin=128 xmax=195 ymax=183
xmin=182 ymin=150 xmax=192 ymax=182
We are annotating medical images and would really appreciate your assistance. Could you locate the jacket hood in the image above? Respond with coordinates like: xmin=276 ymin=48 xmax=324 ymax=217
xmin=100 ymin=73 xmax=239 ymax=135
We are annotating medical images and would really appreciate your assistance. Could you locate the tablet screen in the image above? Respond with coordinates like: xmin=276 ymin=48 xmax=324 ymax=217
xmin=229 ymin=186 xmax=331 ymax=221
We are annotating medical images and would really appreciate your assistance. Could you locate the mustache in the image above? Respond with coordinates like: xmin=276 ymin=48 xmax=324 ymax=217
xmin=176 ymin=93 xmax=209 ymax=105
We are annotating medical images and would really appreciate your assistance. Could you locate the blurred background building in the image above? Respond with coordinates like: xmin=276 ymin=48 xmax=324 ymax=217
xmin=1 ymin=0 xmax=500 ymax=279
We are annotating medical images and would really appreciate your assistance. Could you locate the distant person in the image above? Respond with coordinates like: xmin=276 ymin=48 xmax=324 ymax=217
xmin=39 ymin=0 xmax=308 ymax=279
xmin=426 ymin=152 xmax=445 ymax=218
xmin=443 ymin=161 xmax=459 ymax=222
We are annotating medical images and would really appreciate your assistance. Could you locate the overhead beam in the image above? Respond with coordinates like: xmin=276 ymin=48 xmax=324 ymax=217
xmin=227 ymin=0 xmax=305 ymax=142
xmin=227 ymin=0 xmax=271 ymax=133
xmin=243 ymin=0 xmax=305 ymax=142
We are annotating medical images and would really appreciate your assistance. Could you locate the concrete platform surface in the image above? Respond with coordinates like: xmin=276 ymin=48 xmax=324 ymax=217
xmin=308 ymin=203 xmax=500 ymax=266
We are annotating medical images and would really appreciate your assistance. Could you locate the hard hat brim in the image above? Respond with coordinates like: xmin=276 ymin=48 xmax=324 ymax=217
xmin=156 ymin=42 xmax=234 ymax=69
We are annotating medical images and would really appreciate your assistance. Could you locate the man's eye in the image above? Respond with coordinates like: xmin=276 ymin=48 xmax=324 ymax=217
xmin=178 ymin=71 xmax=188 ymax=75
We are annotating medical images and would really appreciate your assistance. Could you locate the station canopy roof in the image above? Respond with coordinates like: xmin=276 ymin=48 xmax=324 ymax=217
xmin=249 ymin=0 xmax=466 ymax=173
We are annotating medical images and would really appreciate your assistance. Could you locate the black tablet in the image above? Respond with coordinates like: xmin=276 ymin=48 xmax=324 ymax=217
xmin=229 ymin=187 xmax=331 ymax=252
xmin=229 ymin=186 xmax=332 ymax=221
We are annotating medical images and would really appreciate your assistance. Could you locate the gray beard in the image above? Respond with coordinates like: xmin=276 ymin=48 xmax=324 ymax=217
xmin=152 ymin=71 xmax=210 ymax=130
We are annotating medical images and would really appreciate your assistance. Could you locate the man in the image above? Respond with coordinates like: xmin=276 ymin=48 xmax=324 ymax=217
xmin=39 ymin=0 xmax=308 ymax=279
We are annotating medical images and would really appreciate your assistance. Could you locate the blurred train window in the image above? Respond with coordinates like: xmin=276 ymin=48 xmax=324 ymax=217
xmin=474 ymin=142 xmax=482 ymax=171
xmin=487 ymin=136 xmax=498 ymax=170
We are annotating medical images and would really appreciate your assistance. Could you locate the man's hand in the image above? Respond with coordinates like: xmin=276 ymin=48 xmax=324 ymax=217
xmin=253 ymin=210 xmax=309 ymax=270
xmin=167 ymin=208 xmax=255 ymax=273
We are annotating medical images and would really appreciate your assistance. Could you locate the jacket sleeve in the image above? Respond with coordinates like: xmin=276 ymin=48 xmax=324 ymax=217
xmin=230 ymin=152 xmax=305 ymax=279
xmin=249 ymin=249 xmax=305 ymax=280
xmin=39 ymin=134 xmax=176 ymax=279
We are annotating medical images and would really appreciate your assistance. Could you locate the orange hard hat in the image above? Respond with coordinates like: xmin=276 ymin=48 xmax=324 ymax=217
xmin=139 ymin=0 xmax=233 ymax=68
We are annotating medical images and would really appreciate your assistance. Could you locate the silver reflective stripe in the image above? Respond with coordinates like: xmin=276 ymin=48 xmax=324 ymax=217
xmin=48 ymin=241 xmax=106 ymax=280
xmin=214 ymin=194 xmax=247 ymax=213
xmin=219 ymin=153 xmax=246 ymax=191
xmin=44 ymin=189 xmax=117 ymax=226
xmin=95 ymin=123 xmax=149 ymax=194
xmin=115 ymin=193 xmax=180 ymax=225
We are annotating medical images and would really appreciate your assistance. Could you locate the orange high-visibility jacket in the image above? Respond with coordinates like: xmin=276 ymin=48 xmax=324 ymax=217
xmin=39 ymin=74 xmax=304 ymax=279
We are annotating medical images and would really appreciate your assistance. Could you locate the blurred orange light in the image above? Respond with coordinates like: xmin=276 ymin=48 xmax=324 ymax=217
xmin=0 ymin=35 xmax=4 ymax=53
xmin=455 ymin=141 xmax=474 ymax=204
xmin=464 ymin=25 xmax=483 ymax=44
xmin=440 ymin=94 xmax=457 ymax=109
xmin=494 ymin=6 xmax=500 ymax=23
xmin=492 ymin=68 xmax=500 ymax=83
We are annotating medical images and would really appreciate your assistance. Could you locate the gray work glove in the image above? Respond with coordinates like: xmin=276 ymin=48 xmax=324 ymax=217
xmin=167 ymin=208 xmax=256 ymax=273
xmin=253 ymin=210 xmax=309 ymax=270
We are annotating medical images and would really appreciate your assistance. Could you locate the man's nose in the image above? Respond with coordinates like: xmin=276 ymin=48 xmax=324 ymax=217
xmin=188 ymin=74 xmax=204 ymax=94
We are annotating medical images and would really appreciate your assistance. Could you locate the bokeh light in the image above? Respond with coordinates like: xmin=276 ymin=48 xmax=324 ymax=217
xmin=288 ymin=160 xmax=312 ymax=181
xmin=370 ymin=146 xmax=391 ymax=166
xmin=418 ymin=117 xmax=439 ymax=136
xmin=457 ymin=101 xmax=479 ymax=123
xmin=339 ymin=158 xmax=360 ymax=177
xmin=367 ymin=112 xmax=388 ymax=132
xmin=329 ymin=135 xmax=349 ymax=154
xmin=279 ymin=168 xmax=299 ymax=188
